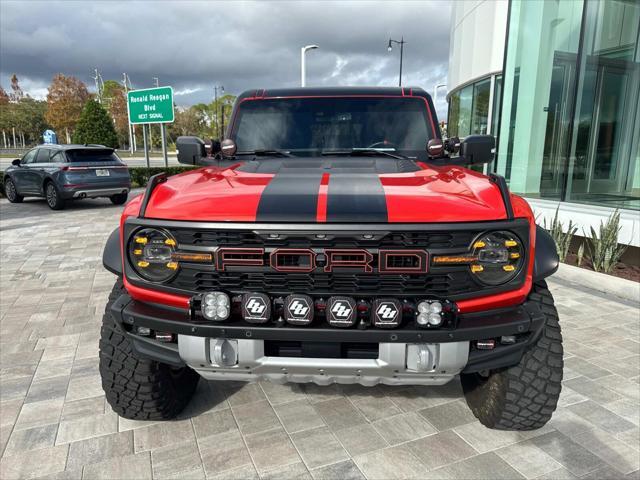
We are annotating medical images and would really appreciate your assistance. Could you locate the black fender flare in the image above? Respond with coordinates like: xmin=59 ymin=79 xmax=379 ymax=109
xmin=533 ymin=225 xmax=559 ymax=282
xmin=103 ymin=227 xmax=122 ymax=276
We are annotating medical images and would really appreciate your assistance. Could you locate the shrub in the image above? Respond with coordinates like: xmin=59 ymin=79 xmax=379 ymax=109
xmin=128 ymin=166 xmax=198 ymax=188
xmin=584 ymin=210 xmax=627 ymax=273
xmin=542 ymin=206 xmax=577 ymax=262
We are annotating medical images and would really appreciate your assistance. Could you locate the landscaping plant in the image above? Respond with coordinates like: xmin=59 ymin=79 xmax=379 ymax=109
xmin=576 ymin=243 xmax=585 ymax=267
xmin=543 ymin=206 xmax=577 ymax=262
xmin=584 ymin=210 xmax=626 ymax=273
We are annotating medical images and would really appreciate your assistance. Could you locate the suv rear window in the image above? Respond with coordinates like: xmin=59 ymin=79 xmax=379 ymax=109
xmin=65 ymin=149 xmax=119 ymax=162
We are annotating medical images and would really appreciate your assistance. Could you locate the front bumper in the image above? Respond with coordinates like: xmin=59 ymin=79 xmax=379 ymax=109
xmin=110 ymin=293 xmax=546 ymax=385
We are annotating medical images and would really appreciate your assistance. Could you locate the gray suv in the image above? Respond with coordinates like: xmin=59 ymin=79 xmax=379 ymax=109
xmin=4 ymin=144 xmax=131 ymax=210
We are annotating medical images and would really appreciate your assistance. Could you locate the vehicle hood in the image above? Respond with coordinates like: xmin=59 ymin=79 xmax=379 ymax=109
xmin=142 ymin=158 xmax=509 ymax=223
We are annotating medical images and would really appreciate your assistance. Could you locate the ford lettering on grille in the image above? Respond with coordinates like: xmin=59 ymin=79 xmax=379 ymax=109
xmin=214 ymin=248 xmax=428 ymax=274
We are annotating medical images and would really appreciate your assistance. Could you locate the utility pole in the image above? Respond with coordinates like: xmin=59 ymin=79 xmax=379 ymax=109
xmin=123 ymin=73 xmax=134 ymax=154
xmin=123 ymin=73 xmax=137 ymax=153
xmin=221 ymin=101 xmax=228 ymax=139
xmin=213 ymin=85 xmax=224 ymax=139
xmin=387 ymin=37 xmax=406 ymax=87
xmin=154 ymin=77 xmax=168 ymax=167
xmin=93 ymin=68 xmax=104 ymax=103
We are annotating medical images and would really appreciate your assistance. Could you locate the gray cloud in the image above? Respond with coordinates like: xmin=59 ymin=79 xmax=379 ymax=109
xmin=0 ymin=0 xmax=451 ymax=117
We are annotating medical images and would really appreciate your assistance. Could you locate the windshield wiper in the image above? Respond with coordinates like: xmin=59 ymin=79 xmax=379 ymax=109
xmin=236 ymin=149 xmax=291 ymax=157
xmin=321 ymin=148 xmax=407 ymax=160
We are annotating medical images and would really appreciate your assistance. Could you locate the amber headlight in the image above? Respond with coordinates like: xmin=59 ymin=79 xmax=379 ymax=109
xmin=128 ymin=228 xmax=178 ymax=282
xmin=470 ymin=231 xmax=524 ymax=285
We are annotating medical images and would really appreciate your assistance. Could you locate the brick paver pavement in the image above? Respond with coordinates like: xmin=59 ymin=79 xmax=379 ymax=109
xmin=1 ymin=195 xmax=638 ymax=479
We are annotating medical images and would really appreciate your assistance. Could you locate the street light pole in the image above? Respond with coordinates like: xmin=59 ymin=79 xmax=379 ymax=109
xmin=387 ymin=37 xmax=406 ymax=87
xmin=433 ymin=83 xmax=447 ymax=106
xmin=301 ymin=45 xmax=319 ymax=87
xmin=213 ymin=85 xmax=224 ymax=139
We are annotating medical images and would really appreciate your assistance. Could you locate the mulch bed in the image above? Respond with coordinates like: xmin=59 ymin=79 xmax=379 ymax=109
xmin=564 ymin=253 xmax=640 ymax=282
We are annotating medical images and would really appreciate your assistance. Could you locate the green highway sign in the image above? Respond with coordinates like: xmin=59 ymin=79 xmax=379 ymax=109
xmin=127 ymin=86 xmax=174 ymax=124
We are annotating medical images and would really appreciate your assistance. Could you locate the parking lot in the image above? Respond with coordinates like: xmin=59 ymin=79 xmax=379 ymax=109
xmin=0 ymin=196 xmax=638 ymax=480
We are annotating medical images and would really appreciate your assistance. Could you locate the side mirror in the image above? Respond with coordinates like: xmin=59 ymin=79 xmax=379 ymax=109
xmin=11 ymin=159 xmax=21 ymax=166
xmin=176 ymin=136 xmax=206 ymax=165
xmin=221 ymin=139 xmax=237 ymax=158
xmin=458 ymin=135 xmax=495 ymax=165
xmin=427 ymin=139 xmax=444 ymax=158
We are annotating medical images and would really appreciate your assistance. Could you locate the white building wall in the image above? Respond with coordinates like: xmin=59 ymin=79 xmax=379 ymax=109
xmin=448 ymin=0 xmax=508 ymax=95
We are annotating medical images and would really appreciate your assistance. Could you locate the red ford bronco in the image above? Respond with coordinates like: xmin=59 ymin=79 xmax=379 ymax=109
xmin=101 ymin=87 xmax=562 ymax=430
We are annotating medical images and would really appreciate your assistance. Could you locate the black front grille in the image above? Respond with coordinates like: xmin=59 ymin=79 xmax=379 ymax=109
xmin=171 ymin=228 xmax=476 ymax=250
xmin=172 ymin=267 xmax=476 ymax=297
xmin=124 ymin=221 xmax=530 ymax=301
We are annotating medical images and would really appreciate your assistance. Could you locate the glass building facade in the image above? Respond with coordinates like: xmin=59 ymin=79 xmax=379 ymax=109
xmin=448 ymin=0 xmax=639 ymax=211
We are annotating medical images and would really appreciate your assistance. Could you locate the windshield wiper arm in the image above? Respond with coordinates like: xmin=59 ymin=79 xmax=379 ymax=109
xmin=321 ymin=148 xmax=406 ymax=160
xmin=236 ymin=149 xmax=291 ymax=157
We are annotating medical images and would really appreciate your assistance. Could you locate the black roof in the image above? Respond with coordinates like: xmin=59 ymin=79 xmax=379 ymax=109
xmin=34 ymin=144 xmax=111 ymax=150
xmin=237 ymin=86 xmax=432 ymax=101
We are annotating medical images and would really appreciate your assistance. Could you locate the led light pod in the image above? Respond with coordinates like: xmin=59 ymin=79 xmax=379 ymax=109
xmin=241 ymin=293 xmax=271 ymax=324
xmin=371 ymin=298 xmax=402 ymax=329
xmin=284 ymin=294 xmax=314 ymax=325
xmin=326 ymin=296 xmax=357 ymax=328
xmin=201 ymin=291 xmax=231 ymax=321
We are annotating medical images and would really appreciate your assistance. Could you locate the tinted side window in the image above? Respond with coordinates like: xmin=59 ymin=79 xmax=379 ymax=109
xmin=21 ymin=150 xmax=37 ymax=164
xmin=51 ymin=152 xmax=65 ymax=163
xmin=35 ymin=148 xmax=51 ymax=163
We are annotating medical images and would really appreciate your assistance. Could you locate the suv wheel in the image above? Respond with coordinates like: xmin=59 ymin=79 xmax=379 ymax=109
xmin=461 ymin=281 xmax=563 ymax=430
xmin=4 ymin=178 xmax=24 ymax=203
xmin=45 ymin=182 xmax=65 ymax=210
xmin=99 ymin=280 xmax=199 ymax=420
xmin=110 ymin=192 xmax=128 ymax=205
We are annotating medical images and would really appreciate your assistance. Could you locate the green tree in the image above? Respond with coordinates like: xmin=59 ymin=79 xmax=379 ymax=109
xmin=73 ymin=99 xmax=118 ymax=148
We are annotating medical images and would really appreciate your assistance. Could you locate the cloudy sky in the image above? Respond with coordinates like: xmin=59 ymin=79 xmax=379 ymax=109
xmin=0 ymin=1 xmax=452 ymax=118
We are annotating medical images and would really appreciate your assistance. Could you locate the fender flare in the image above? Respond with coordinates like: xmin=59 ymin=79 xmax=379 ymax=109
xmin=103 ymin=227 xmax=122 ymax=276
xmin=533 ymin=225 xmax=559 ymax=282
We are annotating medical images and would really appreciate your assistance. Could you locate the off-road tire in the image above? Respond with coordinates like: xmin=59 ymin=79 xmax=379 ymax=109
xmin=4 ymin=178 xmax=24 ymax=203
xmin=461 ymin=281 xmax=563 ymax=430
xmin=45 ymin=181 xmax=65 ymax=210
xmin=99 ymin=279 xmax=199 ymax=420
xmin=110 ymin=192 xmax=128 ymax=205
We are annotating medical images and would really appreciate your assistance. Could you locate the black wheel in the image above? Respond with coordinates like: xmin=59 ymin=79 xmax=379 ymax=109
xmin=4 ymin=178 xmax=23 ymax=203
xmin=461 ymin=281 xmax=563 ymax=430
xmin=99 ymin=280 xmax=199 ymax=420
xmin=45 ymin=181 xmax=65 ymax=210
xmin=110 ymin=192 xmax=128 ymax=205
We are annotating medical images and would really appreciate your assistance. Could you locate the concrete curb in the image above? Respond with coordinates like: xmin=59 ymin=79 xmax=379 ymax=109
xmin=553 ymin=262 xmax=640 ymax=303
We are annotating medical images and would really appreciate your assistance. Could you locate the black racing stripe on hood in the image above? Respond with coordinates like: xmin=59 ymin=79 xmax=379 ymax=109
xmin=326 ymin=174 xmax=388 ymax=222
xmin=256 ymin=173 xmax=323 ymax=222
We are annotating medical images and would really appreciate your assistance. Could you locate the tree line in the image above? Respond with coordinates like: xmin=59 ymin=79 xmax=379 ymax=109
xmin=0 ymin=74 xmax=236 ymax=150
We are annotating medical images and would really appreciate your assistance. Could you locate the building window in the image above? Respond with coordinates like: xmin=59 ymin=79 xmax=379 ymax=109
xmin=447 ymin=75 xmax=501 ymax=139
xmin=471 ymin=78 xmax=491 ymax=135
xmin=497 ymin=0 xmax=639 ymax=210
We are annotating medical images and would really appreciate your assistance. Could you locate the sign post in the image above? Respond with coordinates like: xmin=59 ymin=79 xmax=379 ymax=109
xmin=127 ymin=86 xmax=174 ymax=167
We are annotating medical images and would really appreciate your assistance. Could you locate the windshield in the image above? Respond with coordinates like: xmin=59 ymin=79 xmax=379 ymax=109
xmin=232 ymin=97 xmax=434 ymax=157
xmin=65 ymin=149 xmax=120 ymax=162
